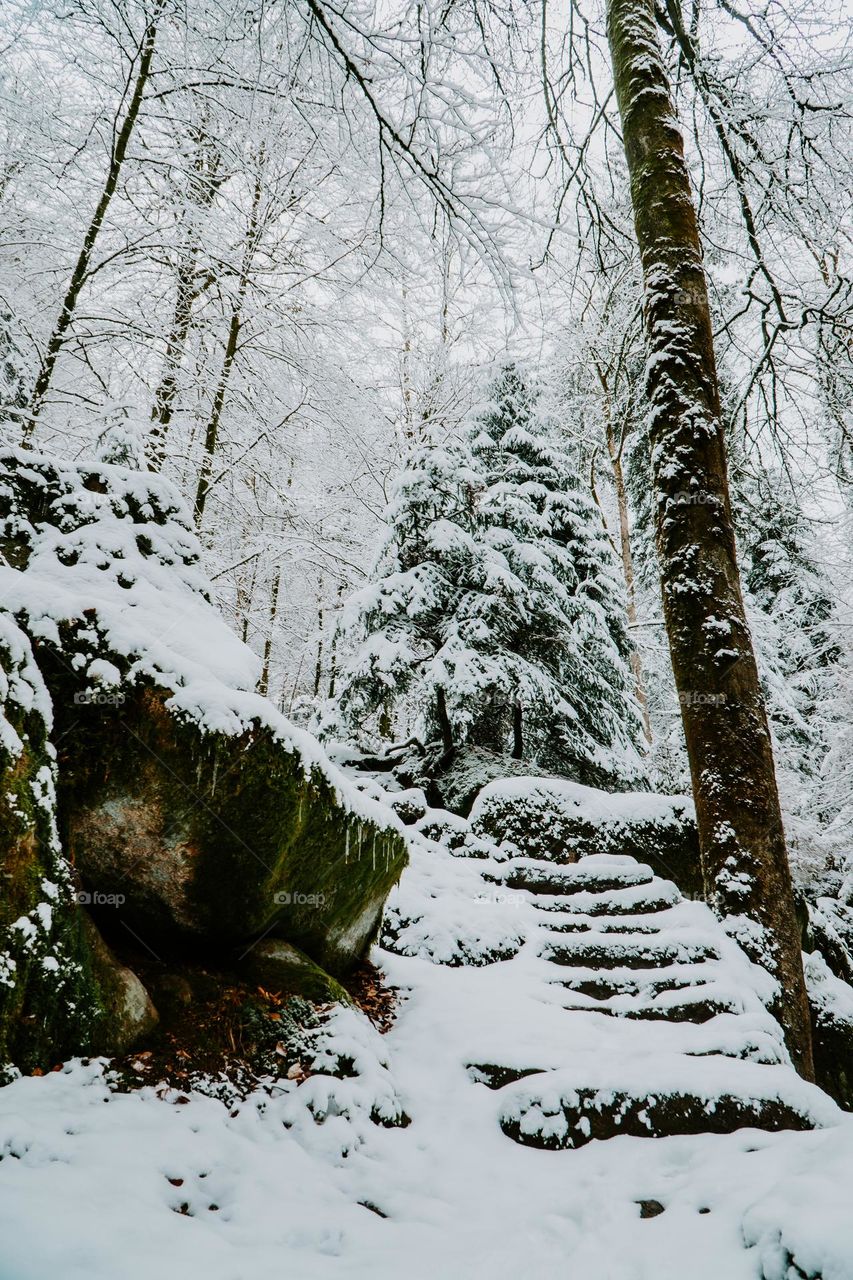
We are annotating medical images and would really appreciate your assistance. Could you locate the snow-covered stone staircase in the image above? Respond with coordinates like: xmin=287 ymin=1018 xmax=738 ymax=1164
xmin=468 ymin=852 xmax=833 ymax=1149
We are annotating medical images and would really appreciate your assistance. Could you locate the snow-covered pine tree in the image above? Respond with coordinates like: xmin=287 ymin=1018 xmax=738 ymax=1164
xmin=338 ymin=432 xmax=483 ymax=747
xmin=735 ymin=465 xmax=841 ymax=789
xmin=339 ymin=364 xmax=646 ymax=791
xmin=463 ymin=363 xmax=646 ymax=786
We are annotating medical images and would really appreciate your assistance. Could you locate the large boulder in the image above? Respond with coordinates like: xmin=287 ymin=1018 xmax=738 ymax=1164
xmin=55 ymin=678 xmax=406 ymax=973
xmin=469 ymin=776 xmax=702 ymax=898
xmin=0 ymin=616 xmax=155 ymax=1074
xmin=0 ymin=449 xmax=407 ymax=984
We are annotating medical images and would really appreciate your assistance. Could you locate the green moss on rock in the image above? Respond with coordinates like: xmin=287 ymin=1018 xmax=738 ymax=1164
xmin=0 ymin=448 xmax=407 ymax=1024
xmin=0 ymin=619 xmax=160 ymax=1074
xmin=55 ymin=684 xmax=407 ymax=975
xmin=239 ymin=940 xmax=352 ymax=1005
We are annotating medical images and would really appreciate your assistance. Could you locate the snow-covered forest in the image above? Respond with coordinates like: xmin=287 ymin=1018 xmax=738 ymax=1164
xmin=1 ymin=0 xmax=853 ymax=1274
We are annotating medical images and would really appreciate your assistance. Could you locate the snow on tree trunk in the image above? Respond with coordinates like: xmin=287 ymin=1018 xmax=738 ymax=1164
xmin=605 ymin=0 xmax=813 ymax=1076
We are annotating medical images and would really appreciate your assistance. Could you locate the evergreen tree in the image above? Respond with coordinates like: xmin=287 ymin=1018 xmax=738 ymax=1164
xmin=340 ymin=365 xmax=647 ymax=790
xmin=338 ymin=433 xmax=482 ymax=746
xmin=735 ymin=465 xmax=841 ymax=783
xmin=463 ymin=364 xmax=645 ymax=785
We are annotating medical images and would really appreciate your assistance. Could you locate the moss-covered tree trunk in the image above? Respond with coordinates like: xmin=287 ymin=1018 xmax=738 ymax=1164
xmin=605 ymin=0 xmax=813 ymax=1077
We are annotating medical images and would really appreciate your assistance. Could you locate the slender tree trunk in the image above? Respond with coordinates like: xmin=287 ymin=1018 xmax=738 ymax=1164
xmin=237 ymin=556 xmax=258 ymax=644
xmin=23 ymin=2 xmax=163 ymax=441
xmin=327 ymin=583 xmax=344 ymax=699
xmin=258 ymin=567 xmax=281 ymax=697
xmin=605 ymin=0 xmax=813 ymax=1077
xmin=608 ymin=435 xmax=652 ymax=743
xmin=597 ymin=366 xmax=653 ymax=743
xmin=194 ymin=305 xmax=241 ymax=524
xmin=148 ymin=259 xmax=198 ymax=471
xmin=436 ymin=686 xmax=454 ymax=754
xmin=193 ymin=161 xmax=263 ymax=526
xmin=313 ymin=591 xmax=325 ymax=697
xmin=148 ymin=133 xmax=224 ymax=471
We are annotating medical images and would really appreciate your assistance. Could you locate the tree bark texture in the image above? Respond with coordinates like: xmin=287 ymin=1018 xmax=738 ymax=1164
xmin=605 ymin=0 xmax=813 ymax=1077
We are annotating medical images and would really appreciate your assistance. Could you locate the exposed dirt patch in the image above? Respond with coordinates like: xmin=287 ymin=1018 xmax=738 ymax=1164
xmin=345 ymin=958 xmax=400 ymax=1033
xmin=81 ymin=946 xmax=400 ymax=1096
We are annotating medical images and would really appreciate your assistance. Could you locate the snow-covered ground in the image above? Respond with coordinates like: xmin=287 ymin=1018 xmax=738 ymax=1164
xmin=2 ymin=829 xmax=853 ymax=1279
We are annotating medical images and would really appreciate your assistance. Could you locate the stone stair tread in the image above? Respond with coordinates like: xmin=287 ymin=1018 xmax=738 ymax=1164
xmin=531 ymin=883 xmax=681 ymax=915
xmin=497 ymin=1058 xmax=837 ymax=1149
xmin=466 ymin=1063 xmax=544 ymax=1090
xmin=555 ymin=970 xmax=714 ymax=999
xmin=558 ymin=991 xmax=740 ymax=1023
xmin=493 ymin=863 xmax=655 ymax=896
xmin=542 ymin=938 xmax=720 ymax=970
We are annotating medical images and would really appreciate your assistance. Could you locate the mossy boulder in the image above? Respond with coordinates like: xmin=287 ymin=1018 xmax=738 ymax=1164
xmin=0 ymin=448 xmax=407 ymax=980
xmin=80 ymin=916 xmax=159 ymax=1054
xmin=469 ymin=777 xmax=702 ymax=898
xmin=52 ymin=680 xmax=407 ymax=974
xmin=239 ymin=940 xmax=352 ymax=1005
xmin=0 ymin=618 xmax=155 ymax=1073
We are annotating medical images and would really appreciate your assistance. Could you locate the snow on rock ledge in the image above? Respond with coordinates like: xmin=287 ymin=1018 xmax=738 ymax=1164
xmin=0 ymin=450 xmax=407 ymax=974
xmin=470 ymin=776 xmax=702 ymax=897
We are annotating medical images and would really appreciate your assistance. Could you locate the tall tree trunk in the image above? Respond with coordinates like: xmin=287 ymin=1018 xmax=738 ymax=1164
xmin=327 ymin=583 xmax=344 ymax=699
xmin=193 ymin=161 xmax=263 ymax=526
xmin=436 ymin=686 xmax=454 ymax=755
xmin=148 ymin=131 xmax=224 ymax=472
xmin=608 ymin=432 xmax=652 ymax=743
xmin=258 ymin=567 xmax=281 ymax=697
xmin=605 ymin=0 xmax=813 ymax=1077
xmin=313 ymin=593 xmax=325 ymax=697
xmin=23 ymin=2 xmax=163 ymax=441
xmin=194 ymin=305 xmax=241 ymax=525
xmin=148 ymin=258 xmax=198 ymax=472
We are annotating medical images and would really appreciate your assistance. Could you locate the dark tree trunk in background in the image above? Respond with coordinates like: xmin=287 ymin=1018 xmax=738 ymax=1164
xmin=258 ymin=567 xmax=281 ymax=697
xmin=194 ymin=306 xmax=241 ymax=525
xmin=148 ymin=134 xmax=224 ymax=472
xmin=599 ymin=373 xmax=653 ymax=744
xmin=512 ymin=703 xmax=523 ymax=759
xmin=436 ymin=687 xmax=454 ymax=755
xmin=148 ymin=258 xmax=198 ymax=471
xmin=605 ymin=0 xmax=813 ymax=1077
xmin=193 ymin=160 xmax=263 ymax=526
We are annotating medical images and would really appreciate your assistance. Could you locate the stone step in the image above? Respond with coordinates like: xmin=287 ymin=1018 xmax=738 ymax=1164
xmin=499 ymin=1067 xmax=824 ymax=1150
xmin=559 ymin=992 xmax=738 ymax=1023
xmin=466 ymin=1063 xmax=544 ymax=1090
xmin=556 ymin=970 xmax=710 ymax=1000
xmin=531 ymin=882 xmax=680 ymax=916
xmin=542 ymin=937 xmax=719 ymax=970
xmin=491 ymin=862 xmax=655 ymax=896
